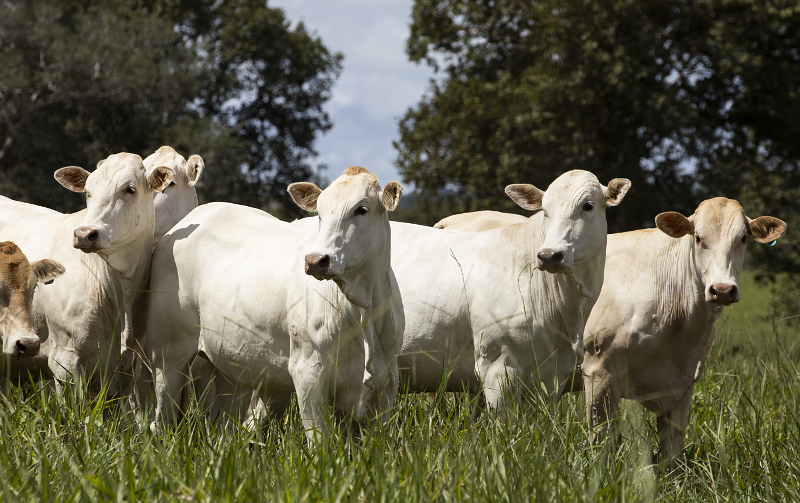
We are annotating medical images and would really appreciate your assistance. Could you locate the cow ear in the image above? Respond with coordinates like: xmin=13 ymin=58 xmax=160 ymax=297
xmin=505 ymin=184 xmax=544 ymax=211
xmin=380 ymin=181 xmax=403 ymax=211
xmin=747 ymin=216 xmax=786 ymax=244
xmin=148 ymin=165 xmax=175 ymax=193
xmin=186 ymin=155 xmax=204 ymax=186
xmin=31 ymin=259 xmax=65 ymax=285
xmin=54 ymin=166 xmax=91 ymax=193
xmin=288 ymin=182 xmax=322 ymax=212
xmin=604 ymin=178 xmax=631 ymax=207
xmin=656 ymin=211 xmax=694 ymax=238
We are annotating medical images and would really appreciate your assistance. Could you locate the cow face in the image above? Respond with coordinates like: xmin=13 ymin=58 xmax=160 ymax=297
xmin=289 ymin=166 xmax=402 ymax=307
xmin=506 ymin=170 xmax=630 ymax=273
xmin=144 ymin=146 xmax=204 ymax=246
xmin=54 ymin=153 xmax=174 ymax=255
xmin=0 ymin=242 xmax=64 ymax=358
xmin=656 ymin=198 xmax=786 ymax=306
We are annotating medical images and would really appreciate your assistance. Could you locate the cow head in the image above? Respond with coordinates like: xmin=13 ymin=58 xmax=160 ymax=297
xmin=0 ymin=242 xmax=64 ymax=358
xmin=54 ymin=153 xmax=174 ymax=255
xmin=506 ymin=170 xmax=630 ymax=273
xmin=143 ymin=146 xmax=205 ymax=246
xmin=656 ymin=198 xmax=786 ymax=306
xmin=288 ymin=166 xmax=402 ymax=307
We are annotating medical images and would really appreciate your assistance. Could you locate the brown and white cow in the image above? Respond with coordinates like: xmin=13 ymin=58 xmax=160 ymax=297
xmin=0 ymin=153 xmax=173 ymax=394
xmin=581 ymin=197 xmax=785 ymax=463
xmin=0 ymin=242 xmax=63 ymax=361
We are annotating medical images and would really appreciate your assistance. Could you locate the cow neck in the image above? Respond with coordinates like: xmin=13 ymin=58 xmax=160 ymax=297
xmin=649 ymin=231 xmax=707 ymax=325
xmin=477 ymin=213 xmax=600 ymax=365
xmin=339 ymin=256 xmax=390 ymax=311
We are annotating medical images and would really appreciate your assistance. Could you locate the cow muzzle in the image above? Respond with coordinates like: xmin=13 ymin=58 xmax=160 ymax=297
xmin=707 ymin=283 xmax=740 ymax=305
xmin=9 ymin=335 xmax=40 ymax=358
xmin=305 ymin=253 xmax=335 ymax=279
xmin=73 ymin=226 xmax=103 ymax=252
xmin=537 ymin=248 xmax=568 ymax=273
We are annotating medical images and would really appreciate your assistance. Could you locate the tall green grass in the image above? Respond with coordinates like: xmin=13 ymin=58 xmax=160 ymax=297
xmin=0 ymin=271 xmax=797 ymax=502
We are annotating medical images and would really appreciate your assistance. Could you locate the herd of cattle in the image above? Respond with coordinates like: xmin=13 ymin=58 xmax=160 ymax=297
xmin=0 ymin=147 xmax=786 ymax=464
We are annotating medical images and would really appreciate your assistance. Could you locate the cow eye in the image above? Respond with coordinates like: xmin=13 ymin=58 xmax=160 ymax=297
xmin=125 ymin=187 xmax=135 ymax=195
xmin=741 ymin=235 xmax=747 ymax=244
xmin=583 ymin=202 xmax=593 ymax=212
xmin=354 ymin=206 xmax=368 ymax=216
xmin=695 ymin=235 xmax=701 ymax=245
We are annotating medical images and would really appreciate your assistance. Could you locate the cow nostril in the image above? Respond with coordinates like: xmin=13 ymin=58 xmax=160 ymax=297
xmin=14 ymin=339 xmax=33 ymax=355
xmin=86 ymin=230 xmax=98 ymax=242
xmin=304 ymin=253 xmax=331 ymax=276
xmin=709 ymin=285 xmax=717 ymax=297
xmin=550 ymin=251 xmax=563 ymax=263
xmin=537 ymin=250 xmax=553 ymax=261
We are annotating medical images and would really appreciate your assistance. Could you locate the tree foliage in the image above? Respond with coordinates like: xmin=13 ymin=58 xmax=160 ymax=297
xmin=0 ymin=0 xmax=341 ymax=217
xmin=396 ymin=0 xmax=800 ymax=244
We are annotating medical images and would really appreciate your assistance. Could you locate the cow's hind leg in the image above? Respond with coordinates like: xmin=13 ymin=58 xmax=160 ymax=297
xmin=656 ymin=386 xmax=693 ymax=467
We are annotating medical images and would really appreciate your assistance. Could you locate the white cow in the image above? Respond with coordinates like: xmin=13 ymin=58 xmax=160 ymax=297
xmin=0 ymin=242 xmax=64 ymax=363
xmin=143 ymin=146 xmax=205 ymax=247
xmin=0 ymin=153 xmax=173 ymax=394
xmin=580 ymin=198 xmax=785 ymax=462
xmin=434 ymin=210 xmax=527 ymax=232
xmin=145 ymin=167 xmax=404 ymax=441
xmin=392 ymin=170 xmax=630 ymax=410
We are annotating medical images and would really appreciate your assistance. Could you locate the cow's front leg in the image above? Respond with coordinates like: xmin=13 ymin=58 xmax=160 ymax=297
xmin=150 ymin=350 xmax=193 ymax=432
xmin=657 ymin=385 xmax=693 ymax=466
xmin=292 ymin=358 xmax=330 ymax=445
xmin=584 ymin=371 xmax=620 ymax=448
xmin=478 ymin=355 xmax=521 ymax=415
xmin=244 ymin=392 xmax=291 ymax=431
xmin=362 ymin=321 xmax=400 ymax=424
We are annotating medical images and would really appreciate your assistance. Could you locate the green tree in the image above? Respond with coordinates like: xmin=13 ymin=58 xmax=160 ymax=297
xmin=0 ymin=0 xmax=341 ymax=217
xmin=396 ymin=0 xmax=800 ymax=239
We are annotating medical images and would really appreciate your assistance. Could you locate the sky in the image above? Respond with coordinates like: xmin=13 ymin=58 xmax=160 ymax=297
xmin=269 ymin=0 xmax=433 ymax=185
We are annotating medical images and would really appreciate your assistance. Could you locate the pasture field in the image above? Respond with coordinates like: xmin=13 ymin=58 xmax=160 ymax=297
xmin=0 ymin=272 xmax=797 ymax=502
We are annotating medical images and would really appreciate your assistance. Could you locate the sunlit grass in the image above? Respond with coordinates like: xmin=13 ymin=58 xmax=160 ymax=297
xmin=0 ymin=272 xmax=797 ymax=501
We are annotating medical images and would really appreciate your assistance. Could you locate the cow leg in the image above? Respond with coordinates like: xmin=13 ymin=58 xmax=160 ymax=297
xmin=150 ymin=351 xmax=193 ymax=432
xmin=656 ymin=386 xmax=693 ymax=466
xmin=245 ymin=393 xmax=290 ymax=431
xmin=584 ymin=372 xmax=620 ymax=448
xmin=187 ymin=357 xmax=216 ymax=416
xmin=480 ymin=360 xmax=520 ymax=415
xmin=292 ymin=361 xmax=330 ymax=445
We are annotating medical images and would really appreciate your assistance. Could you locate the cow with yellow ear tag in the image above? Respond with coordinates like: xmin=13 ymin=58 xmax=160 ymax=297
xmin=581 ymin=197 xmax=786 ymax=464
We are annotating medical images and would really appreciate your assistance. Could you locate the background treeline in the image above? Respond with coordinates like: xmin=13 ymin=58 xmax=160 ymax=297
xmin=0 ymin=0 xmax=341 ymax=219
xmin=395 ymin=0 xmax=800 ymax=282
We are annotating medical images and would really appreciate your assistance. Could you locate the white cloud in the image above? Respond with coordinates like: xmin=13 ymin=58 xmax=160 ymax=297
xmin=269 ymin=0 xmax=433 ymax=185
